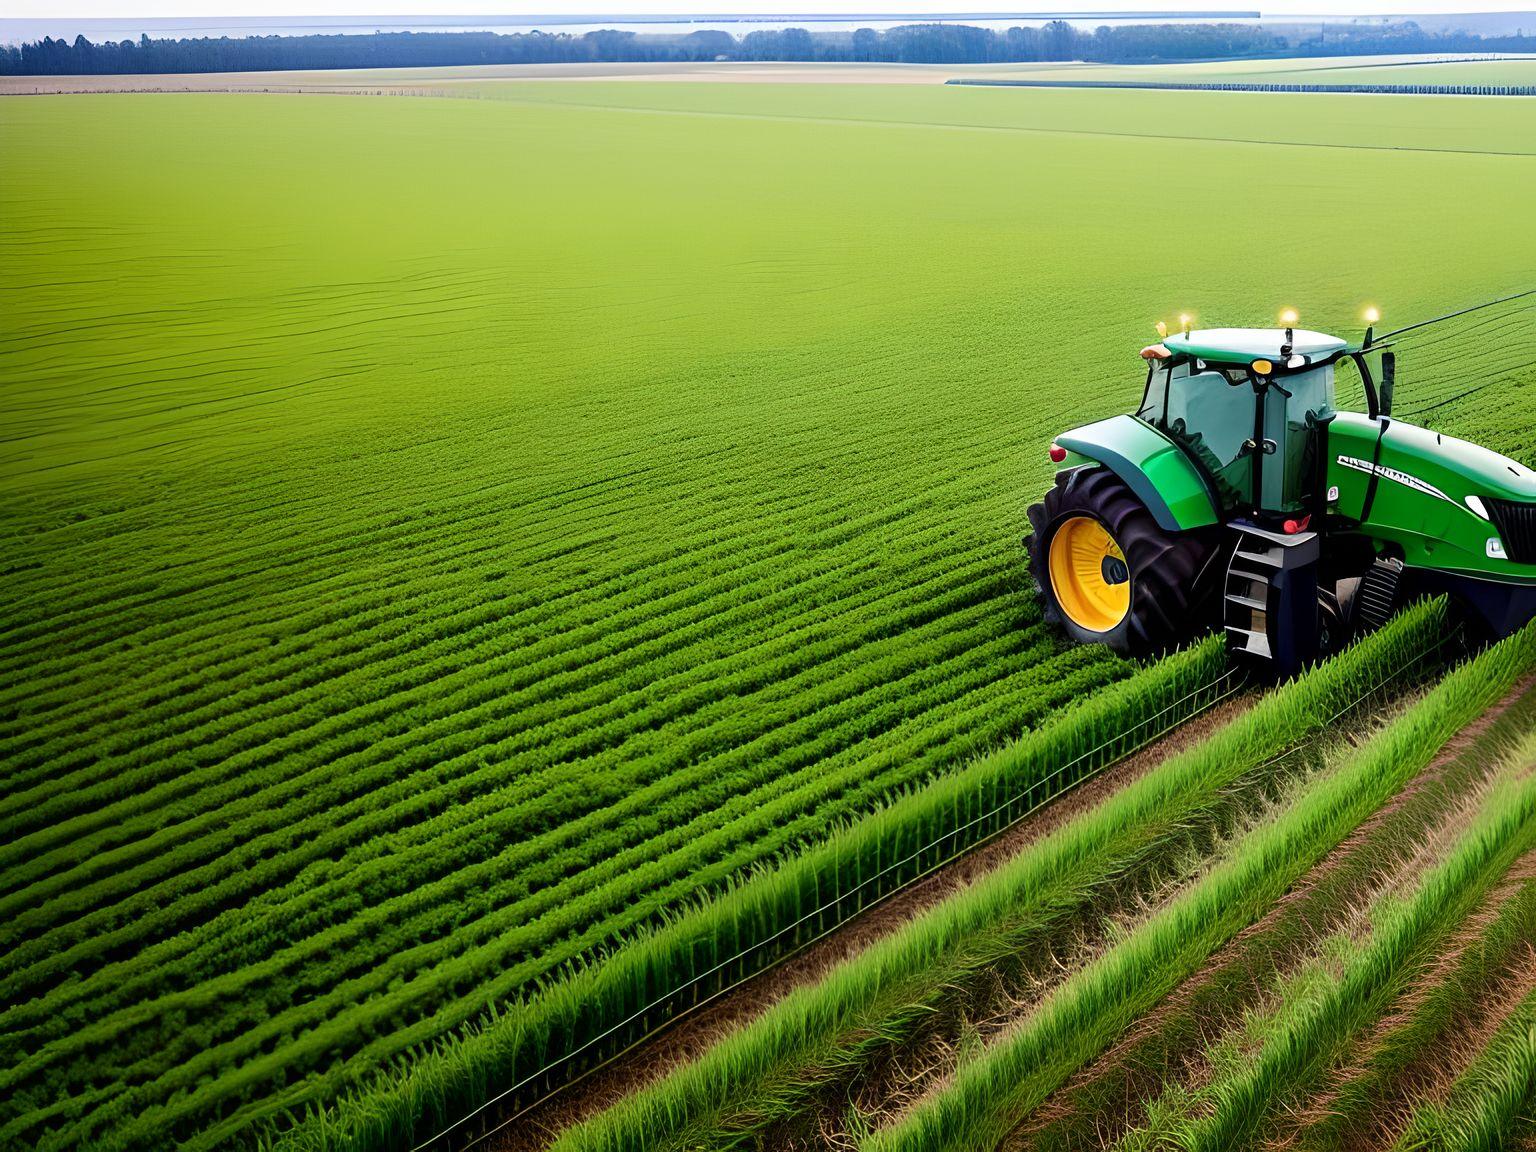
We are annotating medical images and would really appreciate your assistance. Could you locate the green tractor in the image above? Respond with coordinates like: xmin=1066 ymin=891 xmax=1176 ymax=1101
xmin=1025 ymin=311 xmax=1536 ymax=676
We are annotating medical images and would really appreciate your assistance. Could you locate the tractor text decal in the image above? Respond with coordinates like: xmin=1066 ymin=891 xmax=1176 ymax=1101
xmin=1335 ymin=455 xmax=1455 ymax=506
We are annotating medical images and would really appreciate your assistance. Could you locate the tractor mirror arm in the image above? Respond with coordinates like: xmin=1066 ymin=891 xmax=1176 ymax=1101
xmin=1349 ymin=351 xmax=1381 ymax=420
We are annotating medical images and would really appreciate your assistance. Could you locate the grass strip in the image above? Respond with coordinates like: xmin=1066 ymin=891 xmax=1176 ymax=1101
xmin=543 ymin=602 xmax=1446 ymax=1152
xmin=252 ymin=632 xmax=1229 ymax=1152
xmin=1016 ymin=680 xmax=1536 ymax=1152
xmin=860 ymin=613 xmax=1536 ymax=1152
xmin=1176 ymin=752 xmax=1536 ymax=1150
xmin=1295 ymin=734 xmax=1536 ymax=1151
xmin=1392 ymin=988 xmax=1536 ymax=1151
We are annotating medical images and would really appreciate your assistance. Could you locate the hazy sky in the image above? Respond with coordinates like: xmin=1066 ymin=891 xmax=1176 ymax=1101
xmin=7 ymin=1 xmax=1533 ymax=18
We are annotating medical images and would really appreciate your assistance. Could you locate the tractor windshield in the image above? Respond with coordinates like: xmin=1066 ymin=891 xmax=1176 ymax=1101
xmin=1141 ymin=360 xmax=1253 ymax=506
xmin=1139 ymin=357 xmax=1338 ymax=514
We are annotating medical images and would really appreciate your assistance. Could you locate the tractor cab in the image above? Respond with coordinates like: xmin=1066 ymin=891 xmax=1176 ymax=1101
xmin=1140 ymin=327 xmax=1345 ymax=522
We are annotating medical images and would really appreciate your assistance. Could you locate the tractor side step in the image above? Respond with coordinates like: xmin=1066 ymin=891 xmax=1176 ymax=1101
xmin=1223 ymin=523 xmax=1322 ymax=678
xmin=1226 ymin=624 xmax=1272 ymax=659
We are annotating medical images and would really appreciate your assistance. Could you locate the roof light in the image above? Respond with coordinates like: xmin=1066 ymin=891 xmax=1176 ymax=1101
xmin=1180 ymin=313 xmax=1192 ymax=336
xmin=1156 ymin=320 xmax=1168 ymax=340
xmin=1252 ymin=358 xmax=1273 ymax=375
xmin=1363 ymin=306 xmax=1380 ymax=325
xmin=1279 ymin=307 xmax=1299 ymax=326
xmin=1049 ymin=443 xmax=1067 ymax=463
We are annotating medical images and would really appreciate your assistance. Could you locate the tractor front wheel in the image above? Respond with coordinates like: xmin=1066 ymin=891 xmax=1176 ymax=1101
xmin=1026 ymin=467 xmax=1217 ymax=656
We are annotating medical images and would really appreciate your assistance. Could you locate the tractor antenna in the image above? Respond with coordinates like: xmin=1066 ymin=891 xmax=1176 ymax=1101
xmin=1375 ymin=288 xmax=1533 ymax=343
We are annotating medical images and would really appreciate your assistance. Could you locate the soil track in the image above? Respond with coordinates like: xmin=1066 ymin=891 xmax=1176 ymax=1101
xmin=1008 ymin=672 xmax=1536 ymax=1152
xmin=1276 ymin=851 xmax=1536 ymax=1151
xmin=487 ymin=695 xmax=1253 ymax=1152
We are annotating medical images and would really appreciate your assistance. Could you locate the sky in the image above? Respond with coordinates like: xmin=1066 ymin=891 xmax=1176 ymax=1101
xmin=7 ymin=1 xmax=1533 ymax=18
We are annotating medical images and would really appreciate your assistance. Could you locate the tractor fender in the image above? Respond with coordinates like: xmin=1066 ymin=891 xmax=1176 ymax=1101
xmin=1055 ymin=415 xmax=1221 ymax=533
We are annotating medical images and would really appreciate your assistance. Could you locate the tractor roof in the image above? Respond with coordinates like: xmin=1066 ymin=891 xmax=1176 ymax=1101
xmin=1163 ymin=327 xmax=1348 ymax=365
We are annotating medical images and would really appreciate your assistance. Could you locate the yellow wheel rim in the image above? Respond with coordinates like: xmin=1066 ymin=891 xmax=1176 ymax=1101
xmin=1048 ymin=516 xmax=1130 ymax=634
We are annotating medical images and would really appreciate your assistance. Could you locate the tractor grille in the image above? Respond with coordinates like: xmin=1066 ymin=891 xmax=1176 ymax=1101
xmin=1487 ymin=499 xmax=1536 ymax=565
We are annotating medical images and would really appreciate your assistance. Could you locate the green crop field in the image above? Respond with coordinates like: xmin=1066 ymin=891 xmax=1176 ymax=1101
xmin=560 ymin=605 xmax=1536 ymax=1152
xmin=3 ymin=81 xmax=1535 ymax=1152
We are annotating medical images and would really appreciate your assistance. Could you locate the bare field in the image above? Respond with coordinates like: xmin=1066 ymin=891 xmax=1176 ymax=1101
xmin=0 ymin=61 xmax=968 ymax=95
xmin=6 ymin=53 xmax=1535 ymax=97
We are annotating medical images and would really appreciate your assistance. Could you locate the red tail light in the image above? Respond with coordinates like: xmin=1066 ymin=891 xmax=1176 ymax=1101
xmin=1049 ymin=444 xmax=1067 ymax=463
xmin=1282 ymin=514 xmax=1312 ymax=535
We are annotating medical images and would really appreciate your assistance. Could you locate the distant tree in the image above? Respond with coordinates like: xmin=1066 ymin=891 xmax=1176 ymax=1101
xmin=884 ymin=23 xmax=999 ymax=64
xmin=778 ymin=27 xmax=815 ymax=61
xmin=1004 ymin=25 xmax=1042 ymax=60
xmin=0 ymin=19 xmax=1528 ymax=76
xmin=584 ymin=30 xmax=638 ymax=61
xmin=1042 ymin=20 xmax=1078 ymax=61
xmin=737 ymin=29 xmax=779 ymax=62
xmin=679 ymin=30 xmax=735 ymax=60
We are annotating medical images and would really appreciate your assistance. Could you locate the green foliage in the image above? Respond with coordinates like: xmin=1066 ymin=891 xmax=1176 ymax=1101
xmin=1177 ymin=751 xmax=1536 ymax=1151
xmin=1300 ymin=736 xmax=1536 ymax=1151
xmin=262 ymin=635 xmax=1225 ymax=1152
xmin=3 ymin=83 xmax=1535 ymax=1152
xmin=557 ymin=601 xmax=1448 ymax=1152
xmin=1394 ymin=991 xmax=1536 ymax=1151
xmin=864 ymin=614 xmax=1536 ymax=1152
xmin=1028 ymin=684 xmax=1536 ymax=1152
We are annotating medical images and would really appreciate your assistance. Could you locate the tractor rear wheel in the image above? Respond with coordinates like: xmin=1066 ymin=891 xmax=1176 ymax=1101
xmin=1026 ymin=467 xmax=1218 ymax=656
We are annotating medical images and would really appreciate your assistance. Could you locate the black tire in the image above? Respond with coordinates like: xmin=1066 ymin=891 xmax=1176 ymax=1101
xmin=1025 ymin=467 xmax=1219 ymax=656
xmin=1318 ymin=588 xmax=1346 ymax=660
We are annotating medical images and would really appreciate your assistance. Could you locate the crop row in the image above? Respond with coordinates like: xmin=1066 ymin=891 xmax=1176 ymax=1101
xmin=251 ymin=602 xmax=1440 ymax=1152
xmin=5 ymin=543 xmax=1013 ymax=915
xmin=227 ymin=632 xmax=1228 ymax=1152
xmin=3 ymin=412 xmax=1017 ymax=804
xmin=547 ymin=606 xmax=1534 ymax=1152
xmin=1 ymin=410 xmax=988 ymax=766
xmin=2 ymin=477 xmax=1024 ymax=887
xmin=3 ymin=626 xmax=1109 ymax=1101
xmin=2 ymin=473 xmax=1121 ymax=1152
xmin=4 ymin=584 xmax=1054 ymax=996
xmin=1016 ymin=670 xmax=1536 ymax=1152
xmin=3 ymin=312 xmax=1117 ymax=1152
xmin=4 ymin=630 xmax=1102 ymax=1059
xmin=873 ymin=630 xmax=1536 ymax=1152
xmin=0 ymin=318 xmax=1043 ymax=691
xmin=1071 ymin=723 xmax=1536 ymax=1152
xmin=1118 ymin=758 xmax=1536 ymax=1152
xmin=4 ymin=627 xmax=1111 ymax=1142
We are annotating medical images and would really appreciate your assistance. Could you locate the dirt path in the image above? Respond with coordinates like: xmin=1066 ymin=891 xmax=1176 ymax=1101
xmin=1272 ymin=851 xmax=1536 ymax=1151
xmin=1007 ymin=672 xmax=1536 ymax=1152
xmin=486 ymin=694 xmax=1253 ymax=1152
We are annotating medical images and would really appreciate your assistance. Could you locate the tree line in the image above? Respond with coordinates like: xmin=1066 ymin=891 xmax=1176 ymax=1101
xmin=2 ymin=20 xmax=1532 ymax=76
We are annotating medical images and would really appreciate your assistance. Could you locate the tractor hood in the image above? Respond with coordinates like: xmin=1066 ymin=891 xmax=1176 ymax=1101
xmin=1329 ymin=411 xmax=1536 ymax=578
